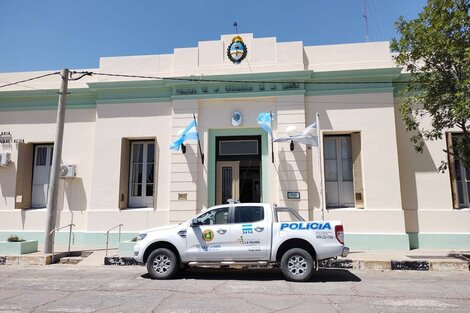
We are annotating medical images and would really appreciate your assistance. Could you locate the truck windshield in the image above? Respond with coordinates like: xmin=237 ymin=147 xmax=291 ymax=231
xmin=275 ymin=207 xmax=305 ymax=222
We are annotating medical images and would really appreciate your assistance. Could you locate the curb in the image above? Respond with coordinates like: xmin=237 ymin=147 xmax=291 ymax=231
xmin=102 ymin=257 xmax=470 ymax=272
xmin=104 ymin=256 xmax=139 ymax=266
xmin=319 ymin=259 xmax=469 ymax=272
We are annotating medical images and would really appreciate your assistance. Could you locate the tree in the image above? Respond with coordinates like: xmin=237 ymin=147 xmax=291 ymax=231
xmin=391 ymin=0 xmax=470 ymax=170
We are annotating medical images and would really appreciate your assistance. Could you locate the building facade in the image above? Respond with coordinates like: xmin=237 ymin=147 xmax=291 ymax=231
xmin=0 ymin=33 xmax=469 ymax=250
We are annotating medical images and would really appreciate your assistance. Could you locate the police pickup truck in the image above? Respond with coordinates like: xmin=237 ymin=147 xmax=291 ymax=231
xmin=134 ymin=203 xmax=349 ymax=282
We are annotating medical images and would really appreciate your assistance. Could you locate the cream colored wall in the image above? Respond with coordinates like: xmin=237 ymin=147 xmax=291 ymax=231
xmin=0 ymin=109 xmax=95 ymax=231
xmin=0 ymin=35 xmax=393 ymax=88
xmin=169 ymin=99 xmax=200 ymax=223
xmin=394 ymin=98 xmax=470 ymax=234
xmin=88 ymin=102 xmax=173 ymax=231
xmin=275 ymin=95 xmax=309 ymax=217
xmin=304 ymin=42 xmax=394 ymax=72
xmin=95 ymin=33 xmax=305 ymax=80
xmin=306 ymin=92 xmax=406 ymax=233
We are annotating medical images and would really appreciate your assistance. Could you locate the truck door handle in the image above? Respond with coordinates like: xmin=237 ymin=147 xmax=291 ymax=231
xmin=254 ymin=226 xmax=264 ymax=232
xmin=217 ymin=229 xmax=227 ymax=235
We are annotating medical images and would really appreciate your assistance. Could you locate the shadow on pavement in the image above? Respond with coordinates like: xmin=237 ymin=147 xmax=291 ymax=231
xmin=141 ymin=267 xmax=361 ymax=282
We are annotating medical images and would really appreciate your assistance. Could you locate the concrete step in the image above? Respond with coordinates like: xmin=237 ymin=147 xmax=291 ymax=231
xmin=59 ymin=256 xmax=86 ymax=264
xmin=81 ymin=251 xmax=94 ymax=258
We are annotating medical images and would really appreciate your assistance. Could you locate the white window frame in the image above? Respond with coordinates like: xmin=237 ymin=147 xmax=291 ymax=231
xmin=128 ymin=141 xmax=155 ymax=208
xmin=324 ymin=136 xmax=354 ymax=208
xmin=31 ymin=144 xmax=53 ymax=208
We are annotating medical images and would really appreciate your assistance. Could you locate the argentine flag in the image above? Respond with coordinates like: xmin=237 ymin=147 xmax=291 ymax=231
xmin=257 ymin=112 xmax=272 ymax=136
xmin=170 ymin=119 xmax=199 ymax=151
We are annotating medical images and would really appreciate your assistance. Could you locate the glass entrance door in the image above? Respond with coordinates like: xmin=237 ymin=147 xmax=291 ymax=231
xmin=215 ymin=136 xmax=262 ymax=205
xmin=216 ymin=161 xmax=239 ymax=205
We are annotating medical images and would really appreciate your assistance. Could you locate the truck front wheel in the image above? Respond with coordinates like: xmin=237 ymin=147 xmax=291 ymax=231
xmin=147 ymin=248 xmax=179 ymax=279
xmin=280 ymin=248 xmax=314 ymax=282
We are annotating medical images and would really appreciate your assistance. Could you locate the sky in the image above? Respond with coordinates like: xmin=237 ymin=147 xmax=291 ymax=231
xmin=0 ymin=0 xmax=428 ymax=73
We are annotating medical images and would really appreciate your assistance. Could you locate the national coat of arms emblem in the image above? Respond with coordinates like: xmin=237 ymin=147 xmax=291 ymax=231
xmin=227 ymin=36 xmax=248 ymax=64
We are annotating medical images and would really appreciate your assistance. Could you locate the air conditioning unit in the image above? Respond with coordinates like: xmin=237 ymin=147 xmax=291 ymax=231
xmin=60 ymin=164 xmax=77 ymax=178
xmin=0 ymin=152 xmax=11 ymax=167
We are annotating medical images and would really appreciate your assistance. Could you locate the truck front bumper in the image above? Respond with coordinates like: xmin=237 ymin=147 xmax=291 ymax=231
xmin=342 ymin=247 xmax=350 ymax=257
xmin=133 ymin=242 xmax=144 ymax=263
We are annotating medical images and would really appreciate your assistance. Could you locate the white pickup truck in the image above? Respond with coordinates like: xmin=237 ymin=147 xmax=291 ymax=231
xmin=134 ymin=203 xmax=349 ymax=282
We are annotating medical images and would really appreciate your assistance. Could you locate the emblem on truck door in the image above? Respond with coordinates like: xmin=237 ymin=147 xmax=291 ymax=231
xmin=242 ymin=224 xmax=253 ymax=234
xmin=202 ymin=229 xmax=214 ymax=242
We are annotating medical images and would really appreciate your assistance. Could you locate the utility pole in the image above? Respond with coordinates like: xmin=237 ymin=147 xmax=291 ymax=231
xmin=44 ymin=68 xmax=69 ymax=254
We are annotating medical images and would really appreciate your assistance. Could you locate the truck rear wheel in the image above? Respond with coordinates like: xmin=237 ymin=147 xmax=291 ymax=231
xmin=147 ymin=248 xmax=179 ymax=279
xmin=280 ymin=248 xmax=314 ymax=282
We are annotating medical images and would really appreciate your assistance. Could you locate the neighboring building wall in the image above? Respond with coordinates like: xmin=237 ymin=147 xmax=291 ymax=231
xmin=394 ymin=98 xmax=470 ymax=248
xmin=0 ymin=108 xmax=96 ymax=245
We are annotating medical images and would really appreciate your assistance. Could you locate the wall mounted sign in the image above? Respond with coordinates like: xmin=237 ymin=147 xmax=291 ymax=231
xmin=287 ymin=192 xmax=300 ymax=200
xmin=0 ymin=131 xmax=24 ymax=144
xmin=227 ymin=36 xmax=248 ymax=64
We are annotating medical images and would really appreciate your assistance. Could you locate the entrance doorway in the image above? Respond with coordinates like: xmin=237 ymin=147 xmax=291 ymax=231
xmin=215 ymin=136 xmax=261 ymax=204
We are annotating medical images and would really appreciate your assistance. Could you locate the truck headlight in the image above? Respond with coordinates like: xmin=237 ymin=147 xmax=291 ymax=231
xmin=137 ymin=233 xmax=147 ymax=241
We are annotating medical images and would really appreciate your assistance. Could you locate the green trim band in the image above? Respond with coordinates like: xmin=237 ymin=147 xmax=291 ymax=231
xmin=3 ymin=231 xmax=468 ymax=251
xmin=0 ymin=68 xmax=408 ymax=111
xmin=0 ymin=231 xmax=138 ymax=249
xmin=407 ymin=233 xmax=470 ymax=249
xmin=345 ymin=233 xmax=410 ymax=250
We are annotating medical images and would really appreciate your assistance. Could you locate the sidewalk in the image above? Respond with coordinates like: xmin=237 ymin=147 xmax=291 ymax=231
xmin=320 ymin=249 xmax=470 ymax=271
xmin=2 ymin=249 xmax=469 ymax=271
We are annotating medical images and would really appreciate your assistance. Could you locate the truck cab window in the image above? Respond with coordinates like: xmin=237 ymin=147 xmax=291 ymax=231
xmin=234 ymin=206 xmax=264 ymax=223
xmin=197 ymin=208 xmax=229 ymax=225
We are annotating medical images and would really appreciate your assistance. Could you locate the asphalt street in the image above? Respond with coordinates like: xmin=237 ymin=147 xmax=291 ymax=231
xmin=0 ymin=265 xmax=469 ymax=313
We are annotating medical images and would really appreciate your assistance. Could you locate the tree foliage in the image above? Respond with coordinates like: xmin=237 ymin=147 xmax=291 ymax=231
xmin=391 ymin=0 xmax=470 ymax=170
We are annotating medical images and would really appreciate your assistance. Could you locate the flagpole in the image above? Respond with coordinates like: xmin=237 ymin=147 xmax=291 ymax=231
xmin=193 ymin=113 xmax=204 ymax=164
xmin=270 ymin=111 xmax=274 ymax=163
xmin=316 ymin=113 xmax=325 ymax=221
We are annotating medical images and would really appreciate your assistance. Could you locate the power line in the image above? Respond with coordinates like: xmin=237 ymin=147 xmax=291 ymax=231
xmin=0 ymin=72 xmax=60 ymax=89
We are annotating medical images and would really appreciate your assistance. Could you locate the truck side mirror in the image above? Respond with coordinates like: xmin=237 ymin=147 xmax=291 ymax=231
xmin=190 ymin=218 xmax=200 ymax=227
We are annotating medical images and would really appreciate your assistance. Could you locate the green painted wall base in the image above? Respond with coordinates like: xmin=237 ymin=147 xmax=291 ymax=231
xmin=2 ymin=231 xmax=469 ymax=251
xmin=0 ymin=232 xmax=138 ymax=251
xmin=118 ymin=241 xmax=137 ymax=257
xmin=407 ymin=232 xmax=420 ymax=249
xmin=407 ymin=233 xmax=470 ymax=249
xmin=345 ymin=233 xmax=410 ymax=250
xmin=0 ymin=240 xmax=38 ymax=255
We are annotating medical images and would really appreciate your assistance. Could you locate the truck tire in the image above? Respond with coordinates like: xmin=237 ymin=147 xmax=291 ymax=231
xmin=147 ymin=248 xmax=180 ymax=279
xmin=280 ymin=248 xmax=314 ymax=282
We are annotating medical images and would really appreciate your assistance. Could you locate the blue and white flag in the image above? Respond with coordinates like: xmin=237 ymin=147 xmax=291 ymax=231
xmin=273 ymin=122 xmax=318 ymax=146
xmin=257 ymin=112 xmax=272 ymax=136
xmin=170 ymin=119 xmax=199 ymax=151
